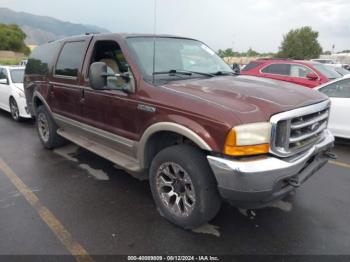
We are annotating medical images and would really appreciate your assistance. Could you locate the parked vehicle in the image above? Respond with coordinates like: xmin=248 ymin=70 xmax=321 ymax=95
xmin=241 ymin=59 xmax=341 ymax=88
xmin=316 ymin=75 xmax=350 ymax=139
xmin=325 ymin=65 xmax=350 ymax=76
xmin=311 ymin=58 xmax=350 ymax=72
xmin=24 ymin=34 xmax=334 ymax=229
xmin=0 ymin=66 xmax=31 ymax=121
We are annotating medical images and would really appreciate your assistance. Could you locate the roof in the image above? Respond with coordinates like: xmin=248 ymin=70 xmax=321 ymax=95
xmin=256 ymin=58 xmax=319 ymax=66
xmin=50 ymin=32 xmax=197 ymax=44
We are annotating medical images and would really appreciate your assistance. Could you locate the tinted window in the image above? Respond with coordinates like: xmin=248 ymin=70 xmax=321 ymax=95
xmin=0 ymin=68 xmax=8 ymax=84
xmin=55 ymin=41 xmax=85 ymax=77
xmin=319 ymin=79 xmax=350 ymax=98
xmin=290 ymin=64 xmax=313 ymax=78
xmin=25 ymin=41 xmax=60 ymax=75
xmin=10 ymin=69 xmax=24 ymax=83
xmin=261 ymin=63 xmax=290 ymax=75
xmin=241 ymin=61 xmax=262 ymax=71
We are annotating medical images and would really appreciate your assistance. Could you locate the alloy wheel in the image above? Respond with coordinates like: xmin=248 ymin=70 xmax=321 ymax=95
xmin=156 ymin=162 xmax=196 ymax=217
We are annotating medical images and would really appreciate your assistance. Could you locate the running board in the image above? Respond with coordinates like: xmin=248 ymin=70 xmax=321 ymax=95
xmin=57 ymin=128 xmax=142 ymax=173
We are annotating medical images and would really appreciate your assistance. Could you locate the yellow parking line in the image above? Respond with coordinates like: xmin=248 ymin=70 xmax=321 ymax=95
xmin=329 ymin=160 xmax=350 ymax=170
xmin=0 ymin=159 xmax=94 ymax=262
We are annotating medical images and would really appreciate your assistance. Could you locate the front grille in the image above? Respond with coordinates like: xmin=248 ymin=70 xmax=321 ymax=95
xmin=270 ymin=101 xmax=330 ymax=157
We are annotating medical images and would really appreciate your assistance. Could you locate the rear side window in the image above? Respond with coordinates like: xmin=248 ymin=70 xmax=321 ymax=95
xmin=55 ymin=41 xmax=85 ymax=77
xmin=261 ymin=63 xmax=291 ymax=76
xmin=241 ymin=61 xmax=262 ymax=71
xmin=25 ymin=41 xmax=60 ymax=75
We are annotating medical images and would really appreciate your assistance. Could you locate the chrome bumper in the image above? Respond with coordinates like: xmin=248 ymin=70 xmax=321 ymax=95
xmin=207 ymin=130 xmax=334 ymax=208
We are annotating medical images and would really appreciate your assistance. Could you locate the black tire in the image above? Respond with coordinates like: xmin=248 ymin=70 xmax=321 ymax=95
xmin=36 ymin=105 xmax=66 ymax=149
xmin=149 ymin=144 xmax=222 ymax=229
xmin=9 ymin=98 xmax=21 ymax=122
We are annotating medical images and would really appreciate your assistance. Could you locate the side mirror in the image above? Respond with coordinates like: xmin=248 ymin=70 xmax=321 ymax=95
xmin=306 ymin=72 xmax=318 ymax=80
xmin=89 ymin=62 xmax=108 ymax=90
xmin=0 ymin=78 xmax=8 ymax=84
xmin=232 ymin=63 xmax=240 ymax=75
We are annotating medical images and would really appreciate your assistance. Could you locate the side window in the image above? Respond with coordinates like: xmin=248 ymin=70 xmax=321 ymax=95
xmin=319 ymin=79 xmax=350 ymax=98
xmin=290 ymin=64 xmax=313 ymax=78
xmin=261 ymin=63 xmax=290 ymax=76
xmin=0 ymin=68 xmax=9 ymax=84
xmin=89 ymin=40 xmax=129 ymax=88
xmin=55 ymin=41 xmax=85 ymax=77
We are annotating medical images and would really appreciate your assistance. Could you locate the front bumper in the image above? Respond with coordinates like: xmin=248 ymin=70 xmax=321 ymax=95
xmin=207 ymin=129 xmax=334 ymax=208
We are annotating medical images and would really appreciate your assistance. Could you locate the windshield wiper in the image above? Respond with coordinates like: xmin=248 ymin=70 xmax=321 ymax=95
xmin=153 ymin=69 xmax=215 ymax=77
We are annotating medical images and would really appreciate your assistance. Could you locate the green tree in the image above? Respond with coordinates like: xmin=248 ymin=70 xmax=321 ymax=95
xmin=246 ymin=48 xmax=259 ymax=57
xmin=277 ymin=26 xmax=322 ymax=59
xmin=0 ymin=24 xmax=30 ymax=55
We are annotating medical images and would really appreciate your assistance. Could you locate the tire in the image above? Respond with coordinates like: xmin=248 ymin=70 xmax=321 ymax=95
xmin=36 ymin=105 xmax=66 ymax=149
xmin=9 ymin=98 xmax=21 ymax=122
xmin=149 ymin=144 xmax=222 ymax=229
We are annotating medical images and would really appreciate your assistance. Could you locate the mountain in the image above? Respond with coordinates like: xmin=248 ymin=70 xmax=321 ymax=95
xmin=0 ymin=7 xmax=109 ymax=45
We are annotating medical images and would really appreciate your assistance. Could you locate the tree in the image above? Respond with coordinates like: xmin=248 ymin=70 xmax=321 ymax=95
xmin=0 ymin=24 xmax=30 ymax=55
xmin=246 ymin=48 xmax=259 ymax=57
xmin=277 ymin=26 xmax=322 ymax=59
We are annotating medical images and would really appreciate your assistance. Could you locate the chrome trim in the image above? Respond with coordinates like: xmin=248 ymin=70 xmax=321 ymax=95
xmin=289 ymin=122 xmax=327 ymax=143
xmin=270 ymin=100 xmax=330 ymax=157
xmin=208 ymin=129 xmax=333 ymax=177
xmin=291 ymin=112 xmax=329 ymax=129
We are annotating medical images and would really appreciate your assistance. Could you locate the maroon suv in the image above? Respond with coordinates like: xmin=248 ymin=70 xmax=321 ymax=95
xmin=24 ymin=34 xmax=334 ymax=229
xmin=241 ymin=58 xmax=341 ymax=88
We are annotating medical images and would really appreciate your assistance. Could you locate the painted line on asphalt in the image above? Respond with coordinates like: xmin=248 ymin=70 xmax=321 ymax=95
xmin=329 ymin=160 xmax=350 ymax=170
xmin=0 ymin=158 xmax=94 ymax=262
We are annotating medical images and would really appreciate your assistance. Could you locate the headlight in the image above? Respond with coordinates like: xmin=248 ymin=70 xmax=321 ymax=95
xmin=224 ymin=122 xmax=271 ymax=156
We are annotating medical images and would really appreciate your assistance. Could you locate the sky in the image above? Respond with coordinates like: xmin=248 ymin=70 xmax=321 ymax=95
xmin=0 ymin=0 xmax=349 ymax=53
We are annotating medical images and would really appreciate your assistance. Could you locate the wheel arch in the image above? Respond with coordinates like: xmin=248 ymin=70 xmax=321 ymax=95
xmin=138 ymin=122 xmax=214 ymax=169
xmin=32 ymin=91 xmax=52 ymax=117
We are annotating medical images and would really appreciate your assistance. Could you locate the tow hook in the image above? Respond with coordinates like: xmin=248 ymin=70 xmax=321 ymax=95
xmin=324 ymin=151 xmax=337 ymax=160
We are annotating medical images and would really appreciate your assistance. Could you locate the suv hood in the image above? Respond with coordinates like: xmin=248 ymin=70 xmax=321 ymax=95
xmin=160 ymin=75 xmax=328 ymax=123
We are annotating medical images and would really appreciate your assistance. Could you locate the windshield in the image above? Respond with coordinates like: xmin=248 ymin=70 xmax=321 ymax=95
xmin=127 ymin=37 xmax=232 ymax=80
xmin=10 ymin=69 xmax=24 ymax=83
xmin=313 ymin=64 xmax=341 ymax=79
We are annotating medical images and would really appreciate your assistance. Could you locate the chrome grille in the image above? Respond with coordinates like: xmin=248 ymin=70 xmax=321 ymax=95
xmin=270 ymin=101 xmax=330 ymax=157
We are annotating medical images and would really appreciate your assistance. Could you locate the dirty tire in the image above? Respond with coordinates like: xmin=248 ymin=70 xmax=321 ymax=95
xmin=150 ymin=144 xmax=222 ymax=229
xmin=36 ymin=105 xmax=66 ymax=149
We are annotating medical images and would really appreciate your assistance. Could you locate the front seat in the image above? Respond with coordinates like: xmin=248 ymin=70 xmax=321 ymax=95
xmin=99 ymin=58 xmax=125 ymax=88
xmin=100 ymin=58 xmax=120 ymax=74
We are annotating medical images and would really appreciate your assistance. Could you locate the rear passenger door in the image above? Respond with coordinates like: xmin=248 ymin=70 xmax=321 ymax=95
xmin=49 ymin=38 xmax=91 ymax=121
xmin=289 ymin=64 xmax=320 ymax=88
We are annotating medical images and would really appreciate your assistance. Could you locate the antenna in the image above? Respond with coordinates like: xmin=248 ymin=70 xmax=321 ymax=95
xmin=152 ymin=0 xmax=157 ymax=84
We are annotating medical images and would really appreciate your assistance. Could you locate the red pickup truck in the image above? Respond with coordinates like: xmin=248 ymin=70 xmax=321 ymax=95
xmin=24 ymin=33 xmax=334 ymax=229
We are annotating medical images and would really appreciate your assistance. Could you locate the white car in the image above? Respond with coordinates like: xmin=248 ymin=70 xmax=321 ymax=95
xmin=316 ymin=74 xmax=350 ymax=139
xmin=0 ymin=66 xmax=31 ymax=121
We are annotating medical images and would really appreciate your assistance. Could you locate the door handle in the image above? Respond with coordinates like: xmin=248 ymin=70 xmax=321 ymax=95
xmin=80 ymin=98 xmax=85 ymax=104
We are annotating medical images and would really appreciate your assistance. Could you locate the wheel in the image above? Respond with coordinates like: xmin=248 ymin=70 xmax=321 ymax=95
xmin=9 ymin=98 xmax=21 ymax=121
xmin=36 ymin=105 xmax=66 ymax=149
xmin=149 ymin=144 xmax=222 ymax=229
